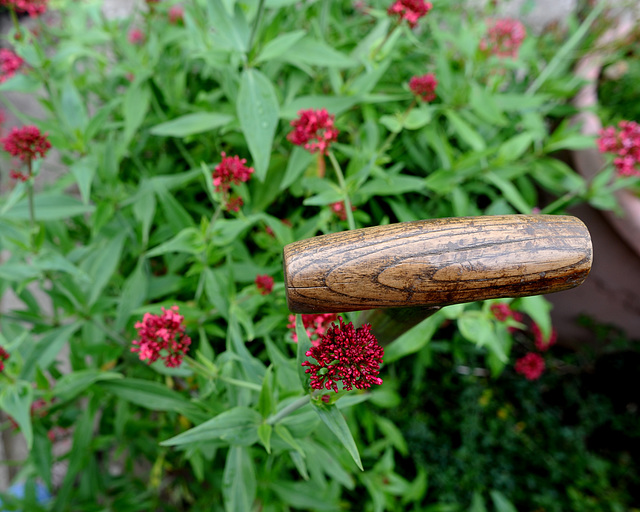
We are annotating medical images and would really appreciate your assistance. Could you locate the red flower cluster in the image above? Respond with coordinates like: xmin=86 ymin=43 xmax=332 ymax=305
xmin=387 ymin=0 xmax=432 ymax=28
xmin=330 ymin=201 xmax=356 ymax=221
xmin=302 ymin=318 xmax=384 ymax=393
xmin=287 ymin=108 xmax=339 ymax=155
xmin=128 ymin=28 xmax=145 ymax=45
xmin=212 ymin=152 xmax=254 ymax=212
xmin=131 ymin=306 xmax=191 ymax=368
xmin=597 ymin=120 xmax=640 ymax=177
xmin=409 ymin=73 xmax=438 ymax=102
xmin=0 ymin=48 xmax=24 ymax=83
xmin=490 ymin=303 xmax=513 ymax=322
xmin=169 ymin=5 xmax=184 ymax=24
xmin=0 ymin=346 xmax=9 ymax=372
xmin=0 ymin=0 xmax=48 ymax=17
xmin=480 ymin=18 xmax=527 ymax=59
xmin=532 ymin=323 xmax=557 ymax=352
xmin=255 ymin=274 xmax=274 ymax=295
xmin=1 ymin=125 xmax=51 ymax=162
xmin=287 ymin=313 xmax=337 ymax=344
xmin=514 ymin=352 xmax=545 ymax=381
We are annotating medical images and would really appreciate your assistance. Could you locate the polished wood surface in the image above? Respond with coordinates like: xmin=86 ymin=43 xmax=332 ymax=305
xmin=284 ymin=215 xmax=592 ymax=313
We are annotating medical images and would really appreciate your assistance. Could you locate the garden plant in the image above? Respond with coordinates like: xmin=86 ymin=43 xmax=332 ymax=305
xmin=1 ymin=0 xmax=638 ymax=510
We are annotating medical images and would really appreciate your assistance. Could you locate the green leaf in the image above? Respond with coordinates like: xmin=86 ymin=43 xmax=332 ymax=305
xmin=115 ymin=260 xmax=149 ymax=330
xmin=458 ymin=313 xmax=507 ymax=362
xmin=274 ymin=423 xmax=306 ymax=455
xmin=257 ymin=423 xmax=272 ymax=453
xmin=469 ymin=492 xmax=488 ymax=512
xmin=384 ymin=312 xmax=441 ymax=363
xmin=445 ymin=110 xmax=486 ymax=151
xmin=150 ymin=112 xmax=234 ymax=137
xmin=256 ymin=30 xmax=306 ymax=63
xmin=359 ymin=175 xmax=425 ymax=197
xmin=544 ymin=133 xmax=595 ymax=152
xmin=70 ymin=154 xmax=97 ymax=205
xmin=380 ymin=114 xmax=403 ymax=133
xmin=1 ymin=193 xmax=95 ymax=221
xmin=470 ymin=82 xmax=507 ymax=126
xmin=496 ymin=132 xmax=535 ymax=163
xmin=280 ymin=146 xmax=314 ymax=190
xmin=146 ymin=227 xmax=205 ymax=257
xmin=223 ymin=446 xmax=257 ymax=512
xmin=82 ymin=232 xmax=126 ymax=306
xmin=207 ymin=1 xmax=250 ymax=52
xmin=282 ymin=95 xmax=359 ymax=119
xmin=258 ymin=366 xmax=275 ymax=419
xmin=60 ymin=78 xmax=88 ymax=132
xmin=20 ymin=323 xmax=82 ymax=380
xmin=311 ymin=401 xmax=363 ymax=471
xmin=237 ymin=69 xmax=279 ymax=181
xmin=203 ymin=267 xmax=230 ymax=319
xmin=484 ymin=172 xmax=531 ymax=214
xmin=100 ymin=378 xmax=204 ymax=421
xmin=160 ymin=407 xmax=261 ymax=446
xmin=281 ymin=37 xmax=357 ymax=68
xmin=517 ymin=295 xmax=552 ymax=341
xmin=0 ymin=381 xmax=34 ymax=449
xmin=296 ymin=315 xmax=313 ymax=392
xmin=404 ymin=105 xmax=434 ymax=130
xmin=54 ymin=370 xmax=123 ymax=403
xmin=123 ymin=83 xmax=150 ymax=146
xmin=490 ymin=490 xmax=517 ymax=512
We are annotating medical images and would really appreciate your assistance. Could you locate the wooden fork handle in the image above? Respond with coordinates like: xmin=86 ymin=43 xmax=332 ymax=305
xmin=284 ymin=215 xmax=592 ymax=313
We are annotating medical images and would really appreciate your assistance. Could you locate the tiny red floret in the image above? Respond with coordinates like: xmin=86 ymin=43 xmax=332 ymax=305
xmin=597 ymin=120 xmax=640 ymax=177
xmin=532 ymin=323 xmax=557 ymax=352
xmin=409 ymin=73 xmax=438 ymax=102
xmin=490 ymin=303 xmax=513 ymax=322
xmin=480 ymin=18 xmax=527 ymax=59
xmin=287 ymin=313 xmax=337 ymax=344
xmin=169 ymin=5 xmax=184 ymax=24
xmin=287 ymin=108 xmax=339 ymax=155
xmin=1 ymin=125 xmax=51 ymax=162
xmin=302 ymin=318 xmax=384 ymax=393
xmin=0 ymin=48 xmax=24 ymax=83
xmin=0 ymin=0 xmax=48 ymax=17
xmin=514 ymin=352 xmax=545 ymax=381
xmin=128 ymin=28 xmax=145 ymax=45
xmin=0 ymin=346 xmax=10 ymax=372
xmin=255 ymin=274 xmax=274 ymax=295
xmin=387 ymin=0 xmax=432 ymax=28
xmin=131 ymin=306 xmax=191 ymax=368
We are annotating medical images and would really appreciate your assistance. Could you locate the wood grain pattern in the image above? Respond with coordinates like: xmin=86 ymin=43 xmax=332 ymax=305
xmin=284 ymin=215 xmax=592 ymax=313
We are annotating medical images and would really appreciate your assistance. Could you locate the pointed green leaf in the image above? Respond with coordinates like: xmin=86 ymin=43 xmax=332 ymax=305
xmin=237 ymin=69 xmax=279 ymax=181
xmin=311 ymin=401 xmax=363 ymax=471
xmin=150 ymin=112 xmax=234 ymax=137
xmin=223 ymin=446 xmax=256 ymax=512
xmin=258 ymin=423 xmax=272 ymax=453
xmin=0 ymin=381 xmax=34 ymax=449
xmin=256 ymin=30 xmax=306 ymax=63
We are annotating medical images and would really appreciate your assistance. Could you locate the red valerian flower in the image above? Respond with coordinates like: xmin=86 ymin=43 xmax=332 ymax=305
xmin=480 ymin=18 xmax=527 ymax=59
xmin=131 ymin=306 xmax=191 ymax=368
xmin=597 ymin=120 xmax=640 ymax=177
xmin=255 ymin=274 xmax=274 ymax=295
xmin=0 ymin=346 xmax=9 ymax=372
xmin=514 ymin=352 xmax=545 ymax=381
xmin=287 ymin=108 xmax=339 ymax=155
xmin=169 ymin=5 xmax=184 ymax=24
xmin=287 ymin=313 xmax=338 ymax=344
xmin=1 ymin=125 xmax=51 ymax=162
xmin=0 ymin=48 xmax=24 ymax=83
xmin=302 ymin=318 xmax=384 ymax=393
xmin=128 ymin=28 xmax=145 ymax=45
xmin=330 ymin=201 xmax=356 ymax=221
xmin=532 ymin=323 xmax=557 ymax=352
xmin=409 ymin=73 xmax=438 ymax=102
xmin=0 ymin=0 xmax=48 ymax=17
xmin=387 ymin=0 xmax=432 ymax=28
xmin=213 ymin=152 xmax=254 ymax=193
xmin=490 ymin=303 xmax=513 ymax=322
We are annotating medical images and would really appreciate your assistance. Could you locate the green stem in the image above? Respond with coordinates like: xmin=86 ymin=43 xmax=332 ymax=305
xmin=184 ymin=356 xmax=261 ymax=391
xmin=378 ymin=98 xmax=417 ymax=157
xmin=219 ymin=375 xmax=262 ymax=392
xmin=26 ymin=160 xmax=36 ymax=250
xmin=247 ymin=0 xmax=266 ymax=56
xmin=266 ymin=394 xmax=311 ymax=425
xmin=327 ymin=150 xmax=356 ymax=231
xmin=9 ymin=7 xmax=21 ymax=35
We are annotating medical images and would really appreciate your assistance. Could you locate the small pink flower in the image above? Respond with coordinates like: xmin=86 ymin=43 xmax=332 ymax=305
xmin=9 ymin=169 xmax=28 ymax=181
xmin=1 ymin=125 xmax=51 ymax=162
xmin=409 ymin=73 xmax=438 ymax=102
xmin=0 ymin=48 xmax=24 ymax=83
xmin=169 ymin=5 xmax=184 ymax=24
xmin=0 ymin=0 xmax=48 ymax=17
xmin=128 ymin=28 xmax=145 ymax=45
xmin=287 ymin=313 xmax=338 ymax=344
xmin=213 ymin=152 xmax=254 ymax=193
xmin=330 ymin=201 xmax=356 ymax=221
xmin=532 ymin=323 xmax=557 ymax=352
xmin=480 ymin=18 xmax=527 ymax=59
xmin=131 ymin=306 xmax=191 ymax=368
xmin=0 ymin=345 xmax=9 ymax=372
xmin=387 ymin=0 xmax=432 ymax=28
xmin=597 ymin=120 xmax=640 ymax=177
xmin=287 ymin=109 xmax=339 ymax=155
xmin=490 ymin=303 xmax=512 ymax=322
xmin=302 ymin=318 xmax=384 ymax=393
xmin=255 ymin=274 xmax=274 ymax=295
xmin=514 ymin=352 xmax=545 ymax=380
